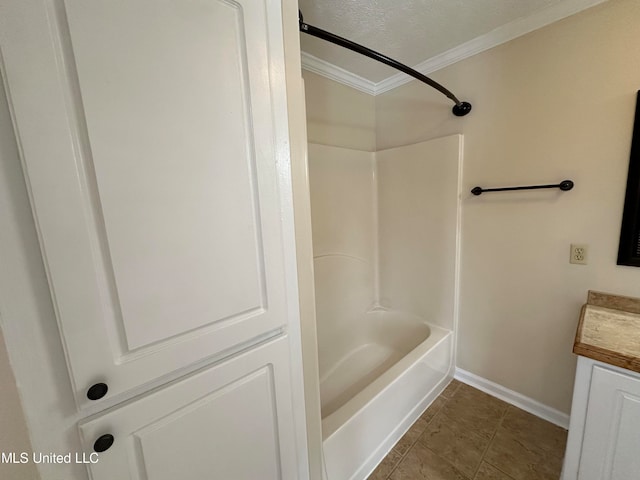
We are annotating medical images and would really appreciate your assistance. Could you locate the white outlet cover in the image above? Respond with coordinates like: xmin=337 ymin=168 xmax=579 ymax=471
xmin=570 ymin=244 xmax=588 ymax=265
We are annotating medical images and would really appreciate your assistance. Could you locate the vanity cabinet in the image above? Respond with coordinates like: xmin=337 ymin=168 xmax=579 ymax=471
xmin=0 ymin=0 xmax=309 ymax=478
xmin=563 ymin=357 xmax=640 ymax=480
xmin=562 ymin=291 xmax=640 ymax=480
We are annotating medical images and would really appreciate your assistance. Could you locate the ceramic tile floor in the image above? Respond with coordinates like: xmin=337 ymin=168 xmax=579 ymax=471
xmin=367 ymin=380 xmax=568 ymax=480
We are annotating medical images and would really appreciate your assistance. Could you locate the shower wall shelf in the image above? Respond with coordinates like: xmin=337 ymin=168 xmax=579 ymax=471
xmin=471 ymin=180 xmax=574 ymax=196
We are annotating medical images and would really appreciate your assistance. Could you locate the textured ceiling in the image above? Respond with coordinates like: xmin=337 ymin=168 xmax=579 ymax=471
xmin=299 ymin=0 xmax=568 ymax=82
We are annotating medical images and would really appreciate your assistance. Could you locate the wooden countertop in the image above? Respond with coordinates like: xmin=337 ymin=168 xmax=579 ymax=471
xmin=574 ymin=291 xmax=640 ymax=374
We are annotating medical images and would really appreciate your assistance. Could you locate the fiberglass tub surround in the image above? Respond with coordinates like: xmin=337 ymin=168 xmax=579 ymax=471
xmin=308 ymin=135 xmax=462 ymax=480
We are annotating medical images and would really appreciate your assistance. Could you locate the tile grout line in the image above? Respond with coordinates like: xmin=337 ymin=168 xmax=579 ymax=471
xmin=384 ymin=389 xmax=455 ymax=479
xmin=385 ymin=401 xmax=446 ymax=479
xmin=385 ymin=383 xmax=463 ymax=479
xmin=424 ymin=444 xmax=475 ymax=480
xmin=374 ymin=382 xmax=565 ymax=480
xmin=470 ymin=404 xmax=511 ymax=479
xmin=394 ymin=391 xmax=453 ymax=459
xmin=481 ymin=403 xmax=561 ymax=480
xmin=483 ymin=460 xmax=517 ymax=480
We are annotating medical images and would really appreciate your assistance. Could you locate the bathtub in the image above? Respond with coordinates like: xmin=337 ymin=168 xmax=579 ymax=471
xmin=320 ymin=309 xmax=453 ymax=480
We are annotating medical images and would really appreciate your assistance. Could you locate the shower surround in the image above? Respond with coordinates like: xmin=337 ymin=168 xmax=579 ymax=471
xmin=308 ymin=134 xmax=463 ymax=480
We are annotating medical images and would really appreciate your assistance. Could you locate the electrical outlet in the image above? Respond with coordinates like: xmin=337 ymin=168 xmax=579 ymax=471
xmin=570 ymin=244 xmax=588 ymax=265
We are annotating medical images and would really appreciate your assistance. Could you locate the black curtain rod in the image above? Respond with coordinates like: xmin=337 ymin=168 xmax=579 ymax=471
xmin=298 ymin=11 xmax=472 ymax=117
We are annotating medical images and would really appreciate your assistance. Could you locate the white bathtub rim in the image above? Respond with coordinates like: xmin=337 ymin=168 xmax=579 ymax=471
xmin=322 ymin=324 xmax=452 ymax=439
xmin=318 ymin=313 xmax=431 ymax=385
xmin=354 ymin=369 xmax=454 ymax=480
xmin=319 ymin=341 xmax=397 ymax=386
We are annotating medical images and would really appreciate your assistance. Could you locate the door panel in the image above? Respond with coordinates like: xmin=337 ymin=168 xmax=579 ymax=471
xmin=579 ymin=366 xmax=640 ymax=479
xmin=65 ymin=0 xmax=265 ymax=351
xmin=79 ymin=336 xmax=298 ymax=480
xmin=0 ymin=0 xmax=291 ymax=406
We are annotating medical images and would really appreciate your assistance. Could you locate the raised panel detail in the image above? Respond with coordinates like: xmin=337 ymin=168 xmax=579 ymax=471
xmin=578 ymin=366 xmax=640 ymax=479
xmin=609 ymin=394 xmax=640 ymax=479
xmin=79 ymin=337 xmax=298 ymax=480
xmin=0 ymin=0 xmax=291 ymax=405
xmin=136 ymin=368 xmax=279 ymax=480
xmin=64 ymin=0 xmax=264 ymax=351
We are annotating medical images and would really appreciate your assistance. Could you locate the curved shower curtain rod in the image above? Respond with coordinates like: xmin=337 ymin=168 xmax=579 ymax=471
xmin=298 ymin=11 xmax=472 ymax=117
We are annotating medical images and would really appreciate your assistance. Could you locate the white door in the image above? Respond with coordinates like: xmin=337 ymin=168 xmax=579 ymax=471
xmin=578 ymin=365 xmax=640 ymax=479
xmin=78 ymin=336 xmax=299 ymax=480
xmin=0 ymin=0 xmax=298 ymax=408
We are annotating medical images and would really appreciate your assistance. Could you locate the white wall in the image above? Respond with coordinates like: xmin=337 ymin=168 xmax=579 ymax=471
xmin=377 ymin=136 xmax=462 ymax=332
xmin=0 ymin=74 xmax=84 ymax=480
xmin=308 ymin=136 xmax=462 ymax=367
xmin=0 ymin=331 xmax=39 ymax=480
xmin=0 ymin=74 xmax=40 ymax=480
xmin=283 ymin=5 xmax=324 ymax=478
xmin=308 ymin=143 xmax=376 ymax=378
xmin=374 ymin=0 xmax=640 ymax=412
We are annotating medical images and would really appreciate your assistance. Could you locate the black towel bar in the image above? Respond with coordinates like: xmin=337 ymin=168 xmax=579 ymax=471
xmin=471 ymin=180 xmax=574 ymax=196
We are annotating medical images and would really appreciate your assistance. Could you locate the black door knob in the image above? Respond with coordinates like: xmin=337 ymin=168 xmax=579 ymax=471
xmin=93 ymin=434 xmax=114 ymax=452
xmin=87 ymin=383 xmax=108 ymax=400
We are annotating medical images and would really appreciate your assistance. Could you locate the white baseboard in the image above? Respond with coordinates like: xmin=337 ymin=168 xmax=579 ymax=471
xmin=454 ymin=368 xmax=570 ymax=429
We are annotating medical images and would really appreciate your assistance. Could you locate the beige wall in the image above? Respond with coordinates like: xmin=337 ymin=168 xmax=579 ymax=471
xmin=302 ymin=70 xmax=376 ymax=151
xmin=308 ymin=144 xmax=376 ymax=380
xmin=375 ymin=0 xmax=640 ymax=412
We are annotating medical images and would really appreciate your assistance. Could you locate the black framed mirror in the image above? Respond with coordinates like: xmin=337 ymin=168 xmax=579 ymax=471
xmin=617 ymin=90 xmax=640 ymax=267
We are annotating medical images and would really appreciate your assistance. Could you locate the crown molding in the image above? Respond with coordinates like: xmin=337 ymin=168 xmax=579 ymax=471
xmin=375 ymin=0 xmax=607 ymax=94
xmin=301 ymin=0 xmax=608 ymax=96
xmin=300 ymin=52 xmax=376 ymax=95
